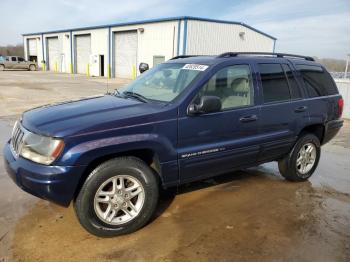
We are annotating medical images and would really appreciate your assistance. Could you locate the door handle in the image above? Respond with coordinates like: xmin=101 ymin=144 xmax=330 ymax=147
xmin=294 ymin=106 xmax=307 ymax=113
xmin=239 ymin=114 xmax=258 ymax=123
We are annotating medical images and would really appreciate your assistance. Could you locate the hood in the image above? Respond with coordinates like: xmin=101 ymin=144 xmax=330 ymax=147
xmin=22 ymin=95 xmax=161 ymax=137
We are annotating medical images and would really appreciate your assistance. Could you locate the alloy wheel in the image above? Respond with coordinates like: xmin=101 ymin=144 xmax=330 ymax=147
xmin=296 ymin=142 xmax=317 ymax=176
xmin=94 ymin=175 xmax=145 ymax=225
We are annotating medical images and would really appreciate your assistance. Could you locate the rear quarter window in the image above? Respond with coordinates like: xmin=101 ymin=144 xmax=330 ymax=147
xmin=295 ymin=64 xmax=338 ymax=97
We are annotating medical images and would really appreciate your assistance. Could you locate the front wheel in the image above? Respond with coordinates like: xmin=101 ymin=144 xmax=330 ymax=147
xmin=74 ymin=157 xmax=159 ymax=237
xmin=0 ymin=64 xmax=4 ymax=71
xmin=278 ymin=133 xmax=321 ymax=181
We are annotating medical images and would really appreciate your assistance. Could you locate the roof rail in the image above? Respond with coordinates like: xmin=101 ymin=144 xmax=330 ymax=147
xmin=217 ymin=52 xmax=315 ymax=61
xmin=170 ymin=55 xmax=201 ymax=60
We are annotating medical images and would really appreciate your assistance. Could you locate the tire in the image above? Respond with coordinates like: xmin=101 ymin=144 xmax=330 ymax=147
xmin=29 ymin=64 xmax=36 ymax=71
xmin=74 ymin=157 xmax=159 ymax=237
xmin=278 ymin=133 xmax=321 ymax=182
xmin=0 ymin=64 xmax=4 ymax=71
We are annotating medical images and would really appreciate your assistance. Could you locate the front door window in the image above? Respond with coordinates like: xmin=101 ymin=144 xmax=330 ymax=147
xmin=194 ymin=64 xmax=254 ymax=110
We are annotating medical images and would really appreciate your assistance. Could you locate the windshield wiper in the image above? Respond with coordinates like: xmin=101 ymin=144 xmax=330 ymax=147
xmin=122 ymin=91 xmax=149 ymax=103
xmin=113 ymin=88 xmax=122 ymax=97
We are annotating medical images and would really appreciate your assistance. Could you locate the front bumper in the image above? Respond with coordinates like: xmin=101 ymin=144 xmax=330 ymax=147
xmin=3 ymin=141 xmax=86 ymax=207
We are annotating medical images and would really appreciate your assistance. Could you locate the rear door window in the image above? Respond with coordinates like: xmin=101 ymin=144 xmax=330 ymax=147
xmin=18 ymin=57 xmax=25 ymax=62
xmin=282 ymin=64 xmax=302 ymax=99
xmin=259 ymin=63 xmax=291 ymax=103
xmin=295 ymin=64 xmax=338 ymax=97
xmin=11 ymin=57 xmax=17 ymax=62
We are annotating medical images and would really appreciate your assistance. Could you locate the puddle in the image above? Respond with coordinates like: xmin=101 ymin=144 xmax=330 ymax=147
xmin=9 ymin=167 xmax=350 ymax=262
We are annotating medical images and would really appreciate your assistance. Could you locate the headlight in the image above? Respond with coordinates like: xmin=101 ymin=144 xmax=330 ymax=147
xmin=17 ymin=127 xmax=64 ymax=165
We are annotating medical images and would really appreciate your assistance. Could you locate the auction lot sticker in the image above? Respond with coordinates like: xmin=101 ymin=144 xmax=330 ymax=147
xmin=182 ymin=64 xmax=209 ymax=71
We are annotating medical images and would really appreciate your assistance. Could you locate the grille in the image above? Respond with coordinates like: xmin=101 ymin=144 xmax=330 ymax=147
xmin=11 ymin=122 xmax=25 ymax=156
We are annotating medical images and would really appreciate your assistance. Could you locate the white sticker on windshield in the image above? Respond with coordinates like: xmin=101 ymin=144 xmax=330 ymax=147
xmin=182 ymin=64 xmax=209 ymax=71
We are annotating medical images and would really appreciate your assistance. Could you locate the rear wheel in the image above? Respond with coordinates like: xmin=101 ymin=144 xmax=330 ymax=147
xmin=278 ymin=133 xmax=321 ymax=181
xmin=74 ymin=157 xmax=159 ymax=237
xmin=29 ymin=64 xmax=36 ymax=71
xmin=0 ymin=64 xmax=4 ymax=71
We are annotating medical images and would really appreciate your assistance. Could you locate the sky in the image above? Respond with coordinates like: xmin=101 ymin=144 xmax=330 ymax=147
xmin=0 ymin=0 xmax=349 ymax=59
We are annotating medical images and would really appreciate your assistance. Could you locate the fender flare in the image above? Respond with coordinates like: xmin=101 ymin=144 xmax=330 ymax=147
xmin=59 ymin=133 xmax=177 ymax=166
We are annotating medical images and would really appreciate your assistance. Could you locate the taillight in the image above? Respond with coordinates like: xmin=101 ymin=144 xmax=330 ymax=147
xmin=338 ymin=98 xmax=344 ymax=118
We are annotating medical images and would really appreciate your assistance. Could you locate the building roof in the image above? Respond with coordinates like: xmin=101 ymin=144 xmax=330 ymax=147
xmin=22 ymin=16 xmax=277 ymax=40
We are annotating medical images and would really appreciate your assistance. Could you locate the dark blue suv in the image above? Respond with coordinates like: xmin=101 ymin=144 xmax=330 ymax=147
xmin=3 ymin=52 xmax=344 ymax=237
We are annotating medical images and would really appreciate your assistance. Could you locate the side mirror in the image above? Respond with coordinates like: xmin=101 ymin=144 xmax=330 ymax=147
xmin=139 ymin=62 xmax=149 ymax=74
xmin=188 ymin=96 xmax=222 ymax=115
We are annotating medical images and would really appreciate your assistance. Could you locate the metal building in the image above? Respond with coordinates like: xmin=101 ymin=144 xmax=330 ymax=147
xmin=22 ymin=16 xmax=276 ymax=79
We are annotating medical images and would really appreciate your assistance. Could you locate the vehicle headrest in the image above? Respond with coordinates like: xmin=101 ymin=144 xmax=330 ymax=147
xmin=231 ymin=78 xmax=249 ymax=93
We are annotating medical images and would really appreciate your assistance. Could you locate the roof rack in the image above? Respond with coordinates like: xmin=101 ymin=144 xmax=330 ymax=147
xmin=217 ymin=52 xmax=315 ymax=61
xmin=170 ymin=55 xmax=201 ymax=60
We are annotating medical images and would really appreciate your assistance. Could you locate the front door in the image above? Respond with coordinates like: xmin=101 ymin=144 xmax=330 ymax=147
xmin=8 ymin=56 xmax=17 ymax=69
xmin=178 ymin=64 xmax=261 ymax=183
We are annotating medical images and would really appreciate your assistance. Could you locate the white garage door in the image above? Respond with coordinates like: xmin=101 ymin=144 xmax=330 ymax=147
xmin=47 ymin=37 xmax=60 ymax=71
xmin=75 ymin=35 xmax=91 ymax=74
xmin=114 ymin=31 xmax=137 ymax=79
xmin=27 ymin=39 xmax=37 ymax=56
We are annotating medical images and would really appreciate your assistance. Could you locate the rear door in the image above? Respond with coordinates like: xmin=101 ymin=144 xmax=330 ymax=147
xmin=178 ymin=63 xmax=261 ymax=183
xmin=256 ymin=62 xmax=308 ymax=162
xmin=17 ymin=57 xmax=28 ymax=69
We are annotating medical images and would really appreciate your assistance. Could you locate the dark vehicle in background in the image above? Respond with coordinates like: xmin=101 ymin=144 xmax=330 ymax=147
xmin=0 ymin=56 xmax=37 ymax=71
xmin=3 ymin=52 xmax=343 ymax=237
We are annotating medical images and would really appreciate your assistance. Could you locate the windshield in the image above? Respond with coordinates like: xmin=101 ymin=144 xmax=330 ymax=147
xmin=118 ymin=63 xmax=206 ymax=102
